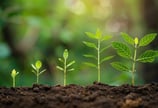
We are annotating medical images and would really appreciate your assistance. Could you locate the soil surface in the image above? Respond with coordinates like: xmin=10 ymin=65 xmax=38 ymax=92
xmin=0 ymin=82 xmax=158 ymax=108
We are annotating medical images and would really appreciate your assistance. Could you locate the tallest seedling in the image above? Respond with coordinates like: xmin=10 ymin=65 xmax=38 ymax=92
xmin=83 ymin=29 xmax=114 ymax=82
xmin=111 ymin=33 xmax=158 ymax=85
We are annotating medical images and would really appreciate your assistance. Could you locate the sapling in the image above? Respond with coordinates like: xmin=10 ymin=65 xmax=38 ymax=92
xmin=11 ymin=69 xmax=19 ymax=87
xmin=111 ymin=32 xmax=158 ymax=85
xmin=83 ymin=29 xmax=114 ymax=82
xmin=31 ymin=60 xmax=46 ymax=84
xmin=56 ymin=49 xmax=75 ymax=86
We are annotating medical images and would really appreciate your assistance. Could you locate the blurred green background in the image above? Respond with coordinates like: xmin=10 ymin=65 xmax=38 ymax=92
xmin=0 ymin=0 xmax=158 ymax=87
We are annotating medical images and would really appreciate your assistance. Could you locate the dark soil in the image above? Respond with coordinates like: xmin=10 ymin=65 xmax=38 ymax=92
xmin=0 ymin=82 xmax=158 ymax=108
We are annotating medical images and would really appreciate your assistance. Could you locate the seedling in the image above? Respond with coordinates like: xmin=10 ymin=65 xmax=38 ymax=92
xmin=83 ymin=29 xmax=114 ymax=82
xmin=111 ymin=32 xmax=158 ymax=85
xmin=56 ymin=49 xmax=75 ymax=86
xmin=31 ymin=60 xmax=46 ymax=84
xmin=11 ymin=69 xmax=19 ymax=87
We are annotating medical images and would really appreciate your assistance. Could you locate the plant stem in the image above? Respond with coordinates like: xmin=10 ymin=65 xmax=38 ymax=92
xmin=37 ymin=70 xmax=39 ymax=84
xmin=37 ymin=75 xmax=39 ymax=84
xmin=64 ymin=58 xmax=67 ymax=86
xmin=13 ymin=77 xmax=15 ymax=87
xmin=97 ymin=39 xmax=101 ymax=82
xmin=132 ymin=44 xmax=137 ymax=86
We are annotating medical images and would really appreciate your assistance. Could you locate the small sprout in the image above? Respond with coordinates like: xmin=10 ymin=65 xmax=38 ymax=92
xmin=36 ymin=60 xmax=42 ymax=69
xmin=111 ymin=32 xmax=158 ymax=85
xmin=11 ymin=69 xmax=19 ymax=87
xmin=134 ymin=37 xmax=139 ymax=45
xmin=31 ymin=60 xmax=46 ymax=84
xmin=56 ymin=49 xmax=75 ymax=86
xmin=83 ymin=29 xmax=114 ymax=82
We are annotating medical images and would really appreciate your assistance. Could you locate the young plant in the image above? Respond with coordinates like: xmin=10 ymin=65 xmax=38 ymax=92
xmin=11 ymin=69 xmax=19 ymax=87
xmin=56 ymin=49 xmax=75 ymax=86
xmin=31 ymin=60 xmax=46 ymax=84
xmin=83 ymin=29 xmax=114 ymax=82
xmin=111 ymin=32 xmax=158 ymax=85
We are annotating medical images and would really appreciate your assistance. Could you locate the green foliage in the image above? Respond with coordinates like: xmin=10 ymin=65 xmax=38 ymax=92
xmin=83 ymin=29 xmax=113 ymax=82
xmin=137 ymin=50 xmax=158 ymax=63
xmin=56 ymin=49 xmax=75 ymax=86
xmin=11 ymin=69 xmax=19 ymax=87
xmin=111 ymin=33 xmax=158 ymax=85
xmin=112 ymin=42 xmax=131 ymax=59
xmin=121 ymin=32 xmax=134 ymax=45
xmin=111 ymin=62 xmax=129 ymax=72
xmin=83 ymin=41 xmax=97 ymax=50
xmin=139 ymin=33 xmax=157 ymax=47
xmin=31 ymin=60 xmax=46 ymax=84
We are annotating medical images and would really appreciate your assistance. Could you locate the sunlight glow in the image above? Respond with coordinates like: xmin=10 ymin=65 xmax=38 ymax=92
xmin=65 ymin=0 xmax=86 ymax=15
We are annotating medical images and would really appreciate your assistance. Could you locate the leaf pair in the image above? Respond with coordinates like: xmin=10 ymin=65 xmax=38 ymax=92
xmin=112 ymin=33 xmax=158 ymax=63
xmin=11 ymin=69 xmax=19 ymax=78
xmin=85 ymin=29 xmax=112 ymax=41
xmin=56 ymin=49 xmax=75 ymax=72
xmin=31 ymin=60 xmax=46 ymax=83
xmin=31 ymin=60 xmax=46 ymax=76
xmin=121 ymin=32 xmax=157 ymax=47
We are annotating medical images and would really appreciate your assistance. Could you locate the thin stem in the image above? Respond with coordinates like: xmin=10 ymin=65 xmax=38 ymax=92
xmin=97 ymin=39 xmax=101 ymax=82
xmin=37 ymin=70 xmax=39 ymax=84
xmin=64 ymin=58 xmax=67 ymax=86
xmin=13 ymin=77 xmax=15 ymax=87
xmin=37 ymin=75 xmax=39 ymax=84
xmin=132 ymin=44 xmax=137 ymax=86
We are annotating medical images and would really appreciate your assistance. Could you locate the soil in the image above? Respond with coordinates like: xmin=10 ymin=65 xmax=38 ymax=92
xmin=0 ymin=82 xmax=158 ymax=108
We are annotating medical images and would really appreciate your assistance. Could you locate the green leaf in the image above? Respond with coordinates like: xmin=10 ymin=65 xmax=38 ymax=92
xmin=96 ymin=29 xmax=102 ymax=39
xmin=137 ymin=50 xmax=158 ymax=63
xmin=39 ymin=69 xmax=46 ymax=75
xmin=84 ymin=62 xmax=97 ymax=68
xmin=111 ymin=62 xmax=129 ymax=72
xmin=100 ymin=45 xmax=111 ymax=53
xmin=139 ymin=33 xmax=157 ymax=47
xmin=85 ymin=32 xmax=97 ymax=39
xmin=58 ymin=58 xmax=64 ymax=62
xmin=101 ymin=56 xmax=114 ymax=63
xmin=31 ymin=64 xmax=36 ymax=70
xmin=56 ymin=66 xmax=64 ymax=71
xmin=112 ymin=42 xmax=131 ymax=59
xmin=67 ymin=61 xmax=75 ymax=68
xmin=83 ymin=41 xmax=97 ymax=50
xmin=63 ymin=49 xmax=68 ymax=60
xmin=67 ymin=68 xmax=75 ymax=72
xmin=84 ymin=54 xmax=97 ymax=60
xmin=101 ymin=36 xmax=112 ymax=41
xmin=121 ymin=32 xmax=134 ymax=45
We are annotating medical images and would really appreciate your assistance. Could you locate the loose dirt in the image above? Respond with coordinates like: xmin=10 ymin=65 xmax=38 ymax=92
xmin=0 ymin=82 xmax=158 ymax=108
